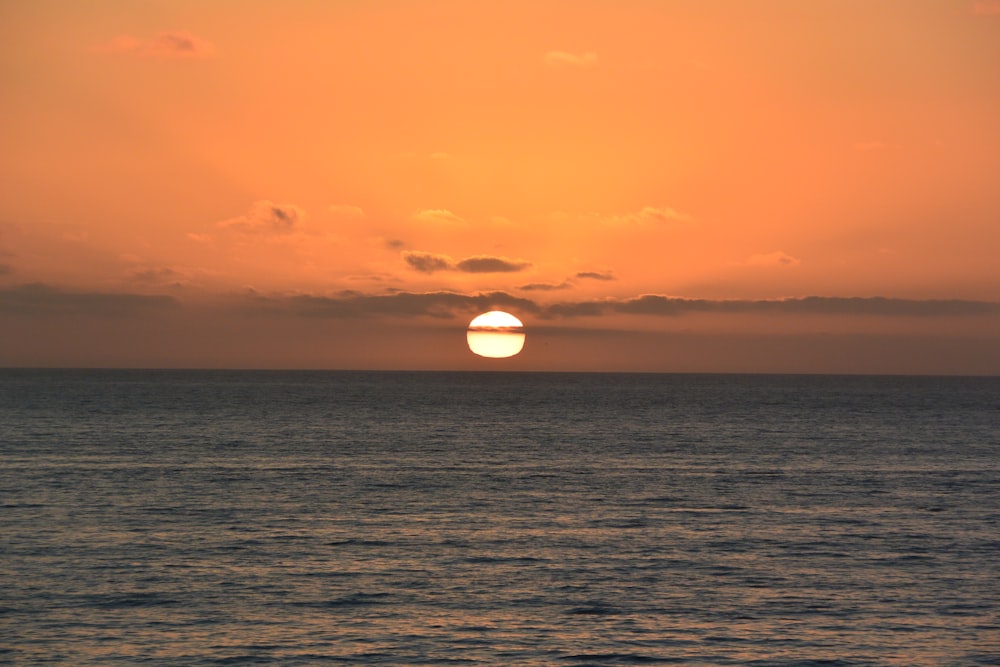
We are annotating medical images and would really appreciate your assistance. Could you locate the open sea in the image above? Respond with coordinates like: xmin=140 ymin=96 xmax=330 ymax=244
xmin=1 ymin=369 xmax=998 ymax=666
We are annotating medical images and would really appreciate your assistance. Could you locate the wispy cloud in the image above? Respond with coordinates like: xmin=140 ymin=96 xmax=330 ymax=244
xmin=127 ymin=266 xmax=184 ymax=285
xmin=745 ymin=251 xmax=801 ymax=268
xmin=575 ymin=271 xmax=616 ymax=281
xmin=604 ymin=206 xmax=693 ymax=226
xmin=218 ymin=201 xmax=305 ymax=235
xmin=92 ymin=31 xmax=214 ymax=58
xmin=329 ymin=204 xmax=365 ymax=219
xmin=519 ymin=282 xmax=572 ymax=292
xmin=414 ymin=209 xmax=465 ymax=224
xmin=403 ymin=251 xmax=532 ymax=274
xmin=544 ymin=51 xmax=598 ymax=68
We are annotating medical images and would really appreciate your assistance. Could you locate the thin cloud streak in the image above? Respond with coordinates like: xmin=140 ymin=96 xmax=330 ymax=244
xmin=0 ymin=284 xmax=177 ymax=316
xmin=219 ymin=201 xmax=305 ymax=235
xmin=455 ymin=256 xmax=531 ymax=273
xmin=543 ymin=51 xmax=598 ymax=68
xmin=603 ymin=206 xmax=693 ymax=226
xmin=745 ymin=251 xmax=801 ymax=268
xmin=414 ymin=209 xmax=465 ymax=224
xmin=548 ymin=295 xmax=1000 ymax=319
xmin=575 ymin=271 xmax=616 ymax=281
xmin=92 ymin=31 xmax=214 ymax=58
xmin=519 ymin=282 xmax=572 ymax=292
xmin=402 ymin=251 xmax=531 ymax=274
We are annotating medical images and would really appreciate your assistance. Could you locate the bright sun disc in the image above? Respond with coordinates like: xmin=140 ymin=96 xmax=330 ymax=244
xmin=467 ymin=311 xmax=525 ymax=358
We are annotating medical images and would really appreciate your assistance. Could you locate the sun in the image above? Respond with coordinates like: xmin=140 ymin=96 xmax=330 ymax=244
xmin=467 ymin=311 xmax=526 ymax=358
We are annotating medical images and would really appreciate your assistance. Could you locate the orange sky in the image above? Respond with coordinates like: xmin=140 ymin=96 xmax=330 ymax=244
xmin=2 ymin=0 xmax=999 ymax=373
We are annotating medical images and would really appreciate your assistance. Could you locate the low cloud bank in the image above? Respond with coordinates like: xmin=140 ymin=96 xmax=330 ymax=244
xmin=4 ymin=284 xmax=998 ymax=321
xmin=0 ymin=283 xmax=177 ymax=316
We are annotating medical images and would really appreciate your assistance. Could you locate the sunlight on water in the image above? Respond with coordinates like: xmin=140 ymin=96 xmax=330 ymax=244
xmin=2 ymin=371 xmax=998 ymax=664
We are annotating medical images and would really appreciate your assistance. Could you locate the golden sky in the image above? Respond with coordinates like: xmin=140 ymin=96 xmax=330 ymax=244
xmin=2 ymin=0 xmax=999 ymax=372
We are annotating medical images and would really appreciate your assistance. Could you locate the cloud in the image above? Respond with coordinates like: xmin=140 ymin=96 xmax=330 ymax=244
xmin=745 ymin=251 xmax=801 ymax=267
xmin=329 ymin=204 xmax=365 ymax=219
xmin=146 ymin=31 xmax=214 ymax=58
xmin=543 ymin=295 xmax=1000 ymax=319
xmin=127 ymin=266 xmax=189 ymax=287
xmin=604 ymin=206 xmax=693 ymax=226
xmin=544 ymin=51 xmax=599 ymax=68
xmin=236 ymin=290 xmax=1000 ymax=322
xmin=403 ymin=252 xmax=532 ymax=274
xmin=403 ymin=251 xmax=454 ymax=273
xmin=973 ymin=1 xmax=1000 ymax=15
xmin=219 ymin=201 xmax=305 ymax=235
xmin=384 ymin=238 xmax=406 ymax=250
xmin=0 ymin=283 xmax=177 ymax=316
xmin=0 ymin=263 xmax=11 ymax=277
xmin=575 ymin=271 xmax=616 ymax=281
xmin=252 ymin=290 xmax=541 ymax=320
xmin=519 ymin=282 xmax=572 ymax=292
xmin=455 ymin=256 xmax=531 ymax=273
xmin=414 ymin=209 xmax=465 ymax=224
xmin=92 ymin=31 xmax=214 ymax=58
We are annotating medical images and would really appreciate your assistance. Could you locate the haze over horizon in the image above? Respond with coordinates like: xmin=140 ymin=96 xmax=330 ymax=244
xmin=2 ymin=1 xmax=999 ymax=374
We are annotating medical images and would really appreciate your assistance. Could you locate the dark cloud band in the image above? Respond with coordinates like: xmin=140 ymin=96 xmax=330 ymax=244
xmin=0 ymin=284 xmax=177 ymax=316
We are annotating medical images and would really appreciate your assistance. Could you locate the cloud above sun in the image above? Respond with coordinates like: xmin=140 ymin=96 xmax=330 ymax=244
xmin=543 ymin=51 xmax=599 ymax=68
xmin=455 ymin=256 xmax=532 ymax=273
xmin=218 ymin=201 xmax=305 ymax=235
xmin=745 ymin=251 xmax=801 ymax=268
xmin=402 ymin=251 xmax=531 ymax=274
xmin=519 ymin=282 xmax=572 ymax=292
xmin=329 ymin=205 xmax=365 ymax=219
xmin=92 ymin=31 xmax=215 ymax=58
xmin=603 ymin=206 xmax=694 ymax=226
xmin=576 ymin=271 xmax=616 ymax=281
xmin=402 ymin=251 xmax=452 ymax=273
xmin=414 ymin=209 xmax=465 ymax=225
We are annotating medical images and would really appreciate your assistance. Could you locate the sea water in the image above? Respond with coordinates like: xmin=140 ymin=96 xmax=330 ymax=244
xmin=1 ymin=370 xmax=998 ymax=665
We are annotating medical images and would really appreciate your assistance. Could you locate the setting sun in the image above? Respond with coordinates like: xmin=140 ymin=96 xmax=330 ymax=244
xmin=467 ymin=311 xmax=526 ymax=358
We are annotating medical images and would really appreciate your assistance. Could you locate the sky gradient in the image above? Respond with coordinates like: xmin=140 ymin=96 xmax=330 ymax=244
xmin=2 ymin=0 xmax=999 ymax=373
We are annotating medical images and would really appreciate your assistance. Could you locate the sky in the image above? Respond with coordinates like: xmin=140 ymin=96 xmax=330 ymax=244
xmin=1 ymin=0 xmax=999 ymax=373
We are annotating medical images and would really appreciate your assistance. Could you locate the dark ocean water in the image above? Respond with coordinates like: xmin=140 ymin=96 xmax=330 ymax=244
xmin=1 ymin=370 xmax=998 ymax=666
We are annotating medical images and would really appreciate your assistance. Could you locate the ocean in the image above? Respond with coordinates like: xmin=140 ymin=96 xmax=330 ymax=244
xmin=1 ymin=370 xmax=998 ymax=665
